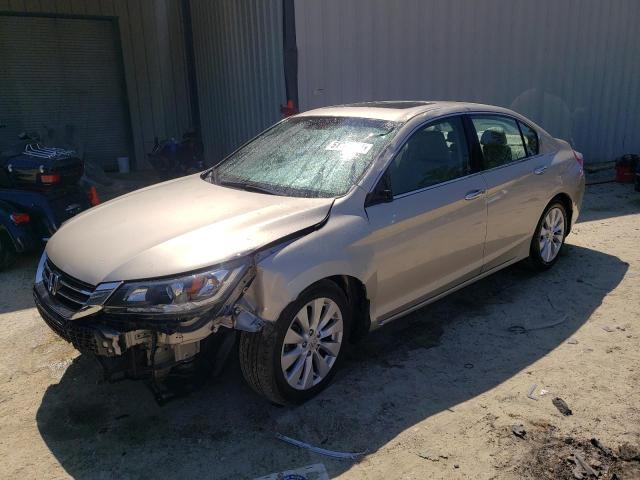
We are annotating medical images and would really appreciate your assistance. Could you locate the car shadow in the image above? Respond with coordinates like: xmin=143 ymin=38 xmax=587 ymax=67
xmin=35 ymin=245 xmax=627 ymax=479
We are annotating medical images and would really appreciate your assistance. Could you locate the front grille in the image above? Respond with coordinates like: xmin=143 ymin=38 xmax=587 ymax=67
xmin=36 ymin=303 xmax=98 ymax=353
xmin=43 ymin=260 xmax=95 ymax=311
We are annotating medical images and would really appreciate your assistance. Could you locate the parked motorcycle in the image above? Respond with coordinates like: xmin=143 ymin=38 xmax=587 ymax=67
xmin=0 ymin=127 xmax=95 ymax=270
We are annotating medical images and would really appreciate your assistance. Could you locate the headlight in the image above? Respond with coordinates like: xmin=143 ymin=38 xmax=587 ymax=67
xmin=105 ymin=262 xmax=249 ymax=315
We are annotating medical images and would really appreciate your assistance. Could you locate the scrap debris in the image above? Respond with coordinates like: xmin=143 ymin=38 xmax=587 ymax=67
xmin=275 ymin=433 xmax=366 ymax=460
xmin=527 ymin=384 xmax=539 ymax=401
xmin=590 ymin=438 xmax=614 ymax=457
xmin=512 ymin=424 xmax=527 ymax=439
xmin=517 ymin=427 xmax=640 ymax=479
xmin=572 ymin=452 xmax=598 ymax=478
xmin=552 ymin=397 xmax=573 ymax=416
xmin=618 ymin=443 xmax=640 ymax=462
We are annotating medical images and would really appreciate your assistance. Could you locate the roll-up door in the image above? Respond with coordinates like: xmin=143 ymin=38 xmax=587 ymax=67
xmin=0 ymin=15 xmax=131 ymax=169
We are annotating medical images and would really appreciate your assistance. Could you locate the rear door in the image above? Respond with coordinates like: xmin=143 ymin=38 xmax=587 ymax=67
xmin=365 ymin=115 xmax=487 ymax=322
xmin=468 ymin=114 xmax=550 ymax=271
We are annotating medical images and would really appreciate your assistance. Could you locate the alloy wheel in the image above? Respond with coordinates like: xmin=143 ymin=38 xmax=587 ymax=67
xmin=539 ymin=206 xmax=565 ymax=262
xmin=280 ymin=297 xmax=344 ymax=390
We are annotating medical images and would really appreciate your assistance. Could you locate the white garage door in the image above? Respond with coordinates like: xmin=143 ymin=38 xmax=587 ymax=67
xmin=0 ymin=15 xmax=131 ymax=169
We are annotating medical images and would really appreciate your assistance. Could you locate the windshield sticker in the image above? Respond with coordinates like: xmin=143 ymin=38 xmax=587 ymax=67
xmin=325 ymin=140 xmax=373 ymax=155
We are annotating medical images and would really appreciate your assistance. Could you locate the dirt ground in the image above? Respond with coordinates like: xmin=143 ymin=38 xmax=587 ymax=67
xmin=0 ymin=181 xmax=639 ymax=479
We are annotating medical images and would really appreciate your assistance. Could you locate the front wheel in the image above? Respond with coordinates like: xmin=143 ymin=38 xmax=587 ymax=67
xmin=527 ymin=202 xmax=568 ymax=270
xmin=239 ymin=280 xmax=350 ymax=405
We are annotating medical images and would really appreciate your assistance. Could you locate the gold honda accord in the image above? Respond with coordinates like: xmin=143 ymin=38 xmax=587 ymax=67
xmin=34 ymin=101 xmax=585 ymax=404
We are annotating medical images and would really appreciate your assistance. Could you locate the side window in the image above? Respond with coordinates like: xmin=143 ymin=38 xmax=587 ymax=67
xmin=519 ymin=121 xmax=539 ymax=156
xmin=389 ymin=116 xmax=470 ymax=196
xmin=470 ymin=115 xmax=527 ymax=169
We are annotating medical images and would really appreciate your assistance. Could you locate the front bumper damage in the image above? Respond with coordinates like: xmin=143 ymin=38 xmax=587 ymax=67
xmin=33 ymin=264 xmax=263 ymax=400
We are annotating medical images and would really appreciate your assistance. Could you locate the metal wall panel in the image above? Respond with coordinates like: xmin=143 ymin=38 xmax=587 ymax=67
xmin=190 ymin=0 xmax=286 ymax=162
xmin=295 ymin=0 xmax=640 ymax=163
xmin=0 ymin=15 xmax=131 ymax=168
xmin=0 ymin=0 xmax=192 ymax=169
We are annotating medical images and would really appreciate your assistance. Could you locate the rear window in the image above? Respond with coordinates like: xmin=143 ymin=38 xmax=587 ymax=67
xmin=470 ymin=115 xmax=527 ymax=169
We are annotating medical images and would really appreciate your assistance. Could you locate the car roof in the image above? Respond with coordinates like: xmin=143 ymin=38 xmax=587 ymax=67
xmin=295 ymin=100 xmax=520 ymax=123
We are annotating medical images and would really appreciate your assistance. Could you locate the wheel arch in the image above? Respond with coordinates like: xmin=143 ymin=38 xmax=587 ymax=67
xmin=325 ymin=275 xmax=371 ymax=343
xmin=549 ymin=192 xmax=574 ymax=233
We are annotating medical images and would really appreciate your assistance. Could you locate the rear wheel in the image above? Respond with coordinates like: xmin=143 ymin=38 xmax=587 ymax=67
xmin=0 ymin=232 xmax=16 ymax=271
xmin=239 ymin=280 xmax=350 ymax=405
xmin=528 ymin=202 xmax=567 ymax=270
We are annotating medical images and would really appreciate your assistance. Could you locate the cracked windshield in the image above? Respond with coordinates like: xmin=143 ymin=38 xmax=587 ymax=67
xmin=210 ymin=116 xmax=399 ymax=197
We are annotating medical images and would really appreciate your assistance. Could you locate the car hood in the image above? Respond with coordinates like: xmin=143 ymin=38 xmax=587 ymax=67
xmin=46 ymin=174 xmax=333 ymax=285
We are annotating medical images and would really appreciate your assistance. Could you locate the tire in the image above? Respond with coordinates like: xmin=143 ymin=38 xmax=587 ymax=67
xmin=0 ymin=232 xmax=16 ymax=271
xmin=239 ymin=280 xmax=351 ymax=405
xmin=527 ymin=201 xmax=568 ymax=271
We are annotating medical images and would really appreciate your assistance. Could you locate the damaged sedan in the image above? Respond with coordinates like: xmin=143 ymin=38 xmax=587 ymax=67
xmin=34 ymin=101 xmax=584 ymax=404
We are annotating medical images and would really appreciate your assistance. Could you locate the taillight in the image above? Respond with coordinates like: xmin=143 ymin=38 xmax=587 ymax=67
xmin=573 ymin=150 xmax=584 ymax=169
xmin=40 ymin=173 xmax=61 ymax=184
xmin=10 ymin=213 xmax=30 ymax=225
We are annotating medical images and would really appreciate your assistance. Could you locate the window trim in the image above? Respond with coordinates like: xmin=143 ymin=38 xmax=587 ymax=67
xmin=467 ymin=113 xmax=533 ymax=172
xmin=392 ymin=169 xmax=486 ymax=201
xmin=517 ymin=120 xmax=540 ymax=157
xmin=382 ymin=114 xmax=474 ymax=199
xmin=515 ymin=121 xmax=528 ymax=157
xmin=462 ymin=115 xmax=484 ymax=174
xmin=365 ymin=110 xmax=543 ymax=205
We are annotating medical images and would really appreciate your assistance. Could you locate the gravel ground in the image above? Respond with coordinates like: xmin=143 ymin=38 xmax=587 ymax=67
xmin=0 ymin=182 xmax=639 ymax=479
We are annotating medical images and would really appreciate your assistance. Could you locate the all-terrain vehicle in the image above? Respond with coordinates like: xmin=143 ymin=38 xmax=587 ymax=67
xmin=0 ymin=128 xmax=93 ymax=269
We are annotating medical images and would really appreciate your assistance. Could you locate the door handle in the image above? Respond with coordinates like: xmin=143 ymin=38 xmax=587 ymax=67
xmin=464 ymin=189 xmax=485 ymax=200
xmin=534 ymin=166 xmax=547 ymax=175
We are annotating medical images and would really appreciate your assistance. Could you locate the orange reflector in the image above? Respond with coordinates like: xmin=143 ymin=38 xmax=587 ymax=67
xmin=88 ymin=186 xmax=101 ymax=206
xmin=280 ymin=99 xmax=297 ymax=117
xmin=10 ymin=213 xmax=30 ymax=225
xmin=186 ymin=276 xmax=206 ymax=295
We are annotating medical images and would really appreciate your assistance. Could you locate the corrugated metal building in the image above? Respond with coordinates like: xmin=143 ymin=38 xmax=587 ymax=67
xmin=1 ymin=0 xmax=638 ymax=167
xmin=295 ymin=0 xmax=640 ymax=164
xmin=190 ymin=0 xmax=285 ymax=161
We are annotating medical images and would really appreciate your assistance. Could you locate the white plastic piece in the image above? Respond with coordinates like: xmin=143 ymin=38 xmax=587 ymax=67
xmin=275 ymin=433 xmax=366 ymax=460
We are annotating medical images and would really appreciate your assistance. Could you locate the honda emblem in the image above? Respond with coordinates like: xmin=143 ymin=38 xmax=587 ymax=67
xmin=48 ymin=272 xmax=61 ymax=296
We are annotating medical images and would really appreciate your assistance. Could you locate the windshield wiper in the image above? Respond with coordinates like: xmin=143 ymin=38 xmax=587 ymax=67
xmin=217 ymin=179 xmax=280 ymax=196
